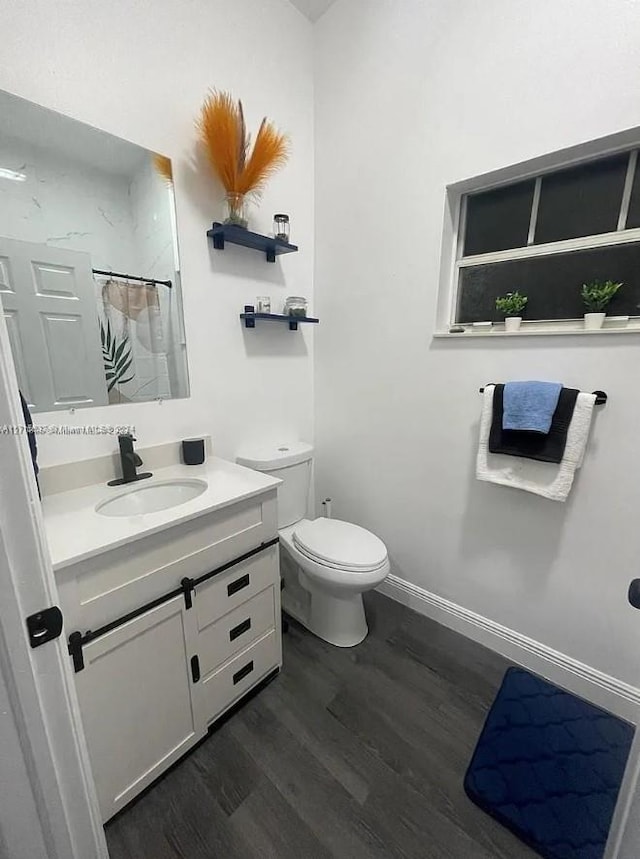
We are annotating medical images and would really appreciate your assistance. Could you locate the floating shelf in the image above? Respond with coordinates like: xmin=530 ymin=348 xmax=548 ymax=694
xmin=207 ymin=222 xmax=298 ymax=262
xmin=240 ymin=309 xmax=319 ymax=331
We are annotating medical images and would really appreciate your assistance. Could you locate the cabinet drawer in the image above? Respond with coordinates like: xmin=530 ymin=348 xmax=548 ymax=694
xmin=201 ymin=629 xmax=280 ymax=724
xmin=195 ymin=545 xmax=279 ymax=631
xmin=198 ymin=586 xmax=276 ymax=677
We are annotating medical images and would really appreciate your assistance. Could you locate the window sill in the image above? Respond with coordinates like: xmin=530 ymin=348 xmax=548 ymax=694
xmin=434 ymin=319 xmax=640 ymax=338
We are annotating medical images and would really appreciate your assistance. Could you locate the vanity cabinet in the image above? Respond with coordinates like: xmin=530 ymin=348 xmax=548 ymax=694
xmin=56 ymin=489 xmax=281 ymax=822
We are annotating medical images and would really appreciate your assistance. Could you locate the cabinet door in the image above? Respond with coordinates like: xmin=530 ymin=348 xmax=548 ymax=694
xmin=75 ymin=596 xmax=203 ymax=822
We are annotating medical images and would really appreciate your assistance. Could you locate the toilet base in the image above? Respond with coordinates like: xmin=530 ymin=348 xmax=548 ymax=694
xmin=283 ymin=575 xmax=368 ymax=648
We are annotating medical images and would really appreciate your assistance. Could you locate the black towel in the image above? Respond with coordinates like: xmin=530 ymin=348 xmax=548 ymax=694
xmin=20 ymin=391 xmax=40 ymax=496
xmin=489 ymin=384 xmax=579 ymax=463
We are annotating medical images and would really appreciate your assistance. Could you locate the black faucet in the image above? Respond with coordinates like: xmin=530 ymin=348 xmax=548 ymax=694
xmin=107 ymin=434 xmax=153 ymax=486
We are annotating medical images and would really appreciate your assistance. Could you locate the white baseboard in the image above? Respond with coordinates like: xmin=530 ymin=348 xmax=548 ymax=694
xmin=377 ymin=574 xmax=640 ymax=724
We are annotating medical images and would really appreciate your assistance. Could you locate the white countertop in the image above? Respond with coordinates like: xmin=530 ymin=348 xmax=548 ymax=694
xmin=43 ymin=457 xmax=280 ymax=571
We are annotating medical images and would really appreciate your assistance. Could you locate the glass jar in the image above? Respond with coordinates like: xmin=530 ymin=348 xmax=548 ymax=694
xmin=224 ymin=193 xmax=248 ymax=229
xmin=273 ymin=213 xmax=290 ymax=242
xmin=283 ymin=296 xmax=307 ymax=318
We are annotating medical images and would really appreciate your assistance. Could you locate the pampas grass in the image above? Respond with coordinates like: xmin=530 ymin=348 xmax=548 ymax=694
xmin=197 ymin=89 xmax=289 ymax=198
xmin=152 ymin=153 xmax=173 ymax=184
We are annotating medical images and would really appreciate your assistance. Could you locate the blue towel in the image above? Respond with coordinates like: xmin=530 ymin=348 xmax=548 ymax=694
xmin=502 ymin=381 xmax=562 ymax=434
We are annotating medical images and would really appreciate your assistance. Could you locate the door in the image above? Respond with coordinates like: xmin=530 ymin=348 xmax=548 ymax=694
xmin=75 ymin=596 xmax=204 ymax=822
xmin=0 ymin=307 xmax=107 ymax=858
xmin=0 ymin=236 xmax=108 ymax=410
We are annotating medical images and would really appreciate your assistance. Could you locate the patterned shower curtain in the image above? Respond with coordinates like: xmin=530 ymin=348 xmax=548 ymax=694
xmin=97 ymin=278 xmax=172 ymax=404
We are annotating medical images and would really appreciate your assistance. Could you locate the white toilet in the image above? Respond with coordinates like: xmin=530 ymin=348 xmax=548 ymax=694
xmin=236 ymin=442 xmax=389 ymax=647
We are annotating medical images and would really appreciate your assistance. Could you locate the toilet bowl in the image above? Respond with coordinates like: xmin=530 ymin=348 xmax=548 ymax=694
xmin=236 ymin=442 xmax=389 ymax=647
xmin=279 ymin=518 xmax=390 ymax=647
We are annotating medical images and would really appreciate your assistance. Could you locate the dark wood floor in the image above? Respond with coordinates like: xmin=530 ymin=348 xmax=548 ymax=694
xmin=105 ymin=592 xmax=538 ymax=859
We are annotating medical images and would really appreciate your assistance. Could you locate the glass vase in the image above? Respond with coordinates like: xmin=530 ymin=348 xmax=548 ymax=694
xmin=224 ymin=192 xmax=248 ymax=229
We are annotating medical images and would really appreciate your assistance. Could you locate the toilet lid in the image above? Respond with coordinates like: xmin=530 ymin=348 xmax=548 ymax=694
xmin=293 ymin=518 xmax=387 ymax=571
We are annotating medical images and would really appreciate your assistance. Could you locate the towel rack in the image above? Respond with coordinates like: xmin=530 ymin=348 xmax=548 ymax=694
xmin=479 ymin=386 xmax=607 ymax=405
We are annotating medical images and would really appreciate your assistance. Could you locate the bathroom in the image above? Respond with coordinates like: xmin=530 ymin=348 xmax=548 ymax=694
xmin=2 ymin=0 xmax=640 ymax=857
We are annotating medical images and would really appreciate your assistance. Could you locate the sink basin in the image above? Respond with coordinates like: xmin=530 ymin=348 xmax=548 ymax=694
xmin=96 ymin=478 xmax=208 ymax=517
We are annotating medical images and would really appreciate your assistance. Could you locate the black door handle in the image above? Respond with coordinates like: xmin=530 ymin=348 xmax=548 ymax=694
xmin=26 ymin=606 xmax=63 ymax=648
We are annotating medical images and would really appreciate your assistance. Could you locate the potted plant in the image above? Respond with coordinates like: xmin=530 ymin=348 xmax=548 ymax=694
xmin=196 ymin=90 xmax=289 ymax=229
xmin=581 ymin=280 xmax=623 ymax=329
xmin=496 ymin=291 xmax=528 ymax=332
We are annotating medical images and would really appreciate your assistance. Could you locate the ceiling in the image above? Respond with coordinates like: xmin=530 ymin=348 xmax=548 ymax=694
xmin=289 ymin=0 xmax=337 ymax=22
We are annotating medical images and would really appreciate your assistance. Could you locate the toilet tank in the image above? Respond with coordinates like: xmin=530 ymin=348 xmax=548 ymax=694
xmin=236 ymin=442 xmax=313 ymax=528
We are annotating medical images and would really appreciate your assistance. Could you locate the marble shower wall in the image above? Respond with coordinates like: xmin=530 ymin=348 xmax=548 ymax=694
xmin=0 ymin=132 xmax=136 ymax=272
xmin=128 ymin=156 xmax=183 ymax=400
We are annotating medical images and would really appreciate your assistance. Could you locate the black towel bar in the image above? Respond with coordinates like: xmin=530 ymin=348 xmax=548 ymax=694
xmin=479 ymin=386 xmax=607 ymax=405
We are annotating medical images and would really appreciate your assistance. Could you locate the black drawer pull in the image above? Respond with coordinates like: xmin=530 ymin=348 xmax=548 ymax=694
xmin=190 ymin=655 xmax=200 ymax=683
xmin=233 ymin=660 xmax=254 ymax=685
xmin=227 ymin=574 xmax=250 ymax=597
xmin=229 ymin=618 xmax=252 ymax=641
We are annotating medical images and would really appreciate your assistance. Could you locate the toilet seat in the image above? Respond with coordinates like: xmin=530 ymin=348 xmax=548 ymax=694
xmin=293 ymin=518 xmax=388 ymax=573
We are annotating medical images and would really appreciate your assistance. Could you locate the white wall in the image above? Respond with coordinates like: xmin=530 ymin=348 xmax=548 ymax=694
xmin=1 ymin=0 xmax=314 ymax=463
xmin=314 ymin=0 xmax=640 ymax=687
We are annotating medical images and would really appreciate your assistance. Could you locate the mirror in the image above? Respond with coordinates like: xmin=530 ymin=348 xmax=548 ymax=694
xmin=0 ymin=89 xmax=189 ymax=412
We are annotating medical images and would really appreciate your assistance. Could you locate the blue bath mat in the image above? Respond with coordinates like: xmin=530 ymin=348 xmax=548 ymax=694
xmin=464 ymin=667 xmax=634 ymax=859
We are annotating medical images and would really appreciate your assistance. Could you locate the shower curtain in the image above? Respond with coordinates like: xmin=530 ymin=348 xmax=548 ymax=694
xmin=98 ymin=278 xmax=172 ymax=404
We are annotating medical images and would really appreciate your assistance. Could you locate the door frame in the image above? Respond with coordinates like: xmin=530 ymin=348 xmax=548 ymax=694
xmin=0 ymin=306 xmax=107 ymax=857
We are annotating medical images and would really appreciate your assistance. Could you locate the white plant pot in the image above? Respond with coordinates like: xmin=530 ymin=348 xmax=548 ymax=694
xmin=584 ymin=312 xmax=606 ymax=330
xmin=504 ymin=316 xmax=522 ymax=332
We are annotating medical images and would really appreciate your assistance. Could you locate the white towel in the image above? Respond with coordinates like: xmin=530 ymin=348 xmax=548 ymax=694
xmin=476 ymin=385 xmax=596 ymax=501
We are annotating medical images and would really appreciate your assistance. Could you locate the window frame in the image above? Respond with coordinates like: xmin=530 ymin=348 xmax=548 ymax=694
xmin=437 ymin=136 xmax=640 ymax=337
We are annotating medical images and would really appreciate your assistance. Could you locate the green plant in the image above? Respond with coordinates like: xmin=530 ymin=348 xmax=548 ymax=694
xmin=581 ymin=280 xmax=623 ymax=313
xmin=100 ymin=320 xmax=134 ymax=392
xmin=495 ymin=291 xmax=528 ymax=316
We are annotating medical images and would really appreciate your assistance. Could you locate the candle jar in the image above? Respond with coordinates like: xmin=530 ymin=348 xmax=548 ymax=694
xmin=284 ymin=296 xmax=307 ymax=317
xmin=273 ymin=213 xmax=290 ymax=242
